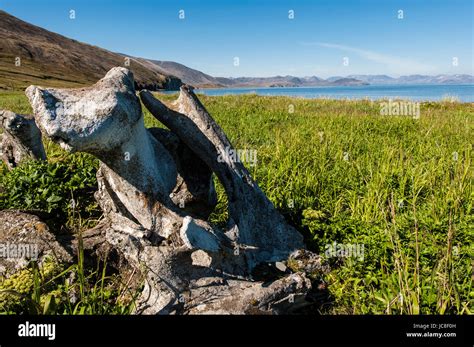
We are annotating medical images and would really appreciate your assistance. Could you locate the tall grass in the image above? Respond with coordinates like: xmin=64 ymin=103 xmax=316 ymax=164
xmin=1 ymin=92 xmax=472 ymax=314
xmin=0 ymin=207 xmax=141 ymax=315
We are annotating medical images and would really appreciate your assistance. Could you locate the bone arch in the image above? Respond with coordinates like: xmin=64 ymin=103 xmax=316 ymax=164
xmin=24 ymin=67 xmax=322 ymax=314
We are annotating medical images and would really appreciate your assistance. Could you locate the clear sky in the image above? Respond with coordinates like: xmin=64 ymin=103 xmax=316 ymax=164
xmin=1 ymin=0 xmax=472 ymax=78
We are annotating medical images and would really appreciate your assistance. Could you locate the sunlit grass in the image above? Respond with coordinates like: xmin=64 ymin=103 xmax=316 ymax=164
xmin=1 ymin=91 xmax=472 ymax=314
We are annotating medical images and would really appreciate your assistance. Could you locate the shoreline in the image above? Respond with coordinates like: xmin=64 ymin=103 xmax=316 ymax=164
xmin=191 ymin=84 xmax=474 ymax=103
xmin=1 ymin=89 xmax=473 ymax=104
xmin=153 ymin=89 xmax=474 ymax=104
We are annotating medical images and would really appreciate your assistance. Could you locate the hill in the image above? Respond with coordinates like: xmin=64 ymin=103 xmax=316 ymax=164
xmin=142 ymin=60 xmax=226 ymax=88
xmin=0 ymin=10 xmax=182 ymax=91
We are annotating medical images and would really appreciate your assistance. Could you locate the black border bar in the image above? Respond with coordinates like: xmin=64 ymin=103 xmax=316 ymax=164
xmin=0 ymin=315 xmax=472 ymax=346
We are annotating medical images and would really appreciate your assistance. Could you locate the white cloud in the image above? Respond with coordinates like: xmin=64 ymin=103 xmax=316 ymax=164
xmin=301 ymin=42 xmax=437 ymax=75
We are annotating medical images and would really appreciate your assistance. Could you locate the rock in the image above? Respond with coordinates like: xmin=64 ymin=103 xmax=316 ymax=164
xmin=288 ymin=249 xmax=330 ymax=275
xmin=185 ymin=273 xmax=312 ymax=314
xmin=0 ymin=210 xmax=72 ymax=277
xmin=191 ymin=250 xmax=213 ymax=267
xmin=275 ymin=261 xmax=287 ymax=272
xmin=180 ymin=217 xmax=221 ymax=252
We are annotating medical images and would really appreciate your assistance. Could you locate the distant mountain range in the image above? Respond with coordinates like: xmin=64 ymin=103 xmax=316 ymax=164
xmin=137 ymin=61 xmax=473 ymax=88
xmin=0 ymin=10 xmax=472 ymax=91
xmin=138 ymin=64 xmax=369 ymax=87
xmin=327 ymin=74 xmax=474 ymax=85
xmin=201 ymin=75 xmax=368 ymax=88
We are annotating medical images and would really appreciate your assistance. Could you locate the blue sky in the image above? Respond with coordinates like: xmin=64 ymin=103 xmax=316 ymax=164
xmin=1 ymin=0 xmax=472 ymax=77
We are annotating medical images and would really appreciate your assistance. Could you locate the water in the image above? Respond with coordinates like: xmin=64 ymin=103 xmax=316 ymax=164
xmin=194 ymin=84 xmax=474 ymax=102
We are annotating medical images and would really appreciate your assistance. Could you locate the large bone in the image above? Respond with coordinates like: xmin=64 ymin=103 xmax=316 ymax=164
xmin=25 ymin=67 xmax=319 ymax=314
xmin=0 ymin=110 xmax=46 ymax=169
xmin=140 ymin=88 xmax=304 ymax=267
xmin=149 ymin=128 xmax=217 ymax=219
xmin=26 ymin=67 xmax=215 ymax=240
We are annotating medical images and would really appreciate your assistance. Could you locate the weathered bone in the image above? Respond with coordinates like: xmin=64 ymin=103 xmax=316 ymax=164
xmin=25 ymin=67 xmax=320 ymax=314
xmin=140 ymin=88 xmax=304 ymax=267
xmin=149 ymin=128 xmax=217 ymax=219
xmin=0 ymin=110 xmax=46 ymax=169
xmin=26 ymin=68 xmax=213 ymax=240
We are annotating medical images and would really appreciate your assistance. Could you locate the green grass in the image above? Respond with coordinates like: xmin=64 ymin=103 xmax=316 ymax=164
xmin=0 ymin=245 xmax=140 ymax=314
xmin=0 ymin=91 xmax=472 ymax=314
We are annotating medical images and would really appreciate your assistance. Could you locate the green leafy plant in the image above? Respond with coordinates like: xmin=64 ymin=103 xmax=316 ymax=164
xmin=0 ymin=154 xmax=101 ymax=230
xmin=1 ymin=92 xmax=472 ymax=314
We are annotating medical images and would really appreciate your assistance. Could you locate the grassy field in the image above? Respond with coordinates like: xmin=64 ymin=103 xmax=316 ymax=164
xmin=0 ymin=91 xmax=472 ymax=314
